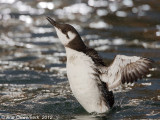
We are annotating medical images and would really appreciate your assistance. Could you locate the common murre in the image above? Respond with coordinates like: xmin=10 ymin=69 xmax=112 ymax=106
xmin=46 ymin=17 xmax=153 ymax=113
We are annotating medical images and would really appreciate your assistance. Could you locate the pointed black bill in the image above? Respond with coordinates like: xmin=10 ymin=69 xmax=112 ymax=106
xmin=46 ymin=16 xmax=57 ymax=27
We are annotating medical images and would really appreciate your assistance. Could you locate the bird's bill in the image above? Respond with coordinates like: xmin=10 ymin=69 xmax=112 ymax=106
xmin=46 ymin=16 xmax=58 ymax=27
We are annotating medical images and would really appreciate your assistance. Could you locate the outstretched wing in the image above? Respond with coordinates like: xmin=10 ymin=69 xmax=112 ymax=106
xmin=101 ymin=55 xmax=153 ymax=90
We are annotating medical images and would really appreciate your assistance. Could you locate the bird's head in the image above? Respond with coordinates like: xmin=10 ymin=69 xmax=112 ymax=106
xmin=47 ymin=17 xmax=79 ymax=46
xmin=47 ymin=17 xmax=86 ymax=51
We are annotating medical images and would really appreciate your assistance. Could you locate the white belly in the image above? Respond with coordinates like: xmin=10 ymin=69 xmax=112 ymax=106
xmin=66 ymin=48 xmax=109 ymax=113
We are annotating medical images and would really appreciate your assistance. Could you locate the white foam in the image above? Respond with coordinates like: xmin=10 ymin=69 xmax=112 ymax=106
xmin=89 ymin=21 xmax=109 ymax=29
xmin=116 ymin=11 xmax=127 ymax=17
xmin=37 ymin=2 xmax=54 ymax=10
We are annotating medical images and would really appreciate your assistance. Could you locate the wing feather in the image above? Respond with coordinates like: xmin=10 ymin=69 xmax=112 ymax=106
xmin=101 ymin=55 xmax=153 ymax=90
xmin=122 ymin=68 xmax=127 ymax=84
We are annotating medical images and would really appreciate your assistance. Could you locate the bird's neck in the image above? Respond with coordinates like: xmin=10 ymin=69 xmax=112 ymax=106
xmin=65 ymin=35 xmax=86 ymax=52
xmin=65 ymin=47 xmax=77 ymax=56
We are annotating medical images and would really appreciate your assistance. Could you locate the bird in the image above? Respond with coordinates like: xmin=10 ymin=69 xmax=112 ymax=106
xmin=46 ymin=17 xmax=153 ymax=114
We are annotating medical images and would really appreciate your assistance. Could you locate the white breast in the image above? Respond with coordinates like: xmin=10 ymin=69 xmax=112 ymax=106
xmin=66 ymin=48 xmax=109 ymax=113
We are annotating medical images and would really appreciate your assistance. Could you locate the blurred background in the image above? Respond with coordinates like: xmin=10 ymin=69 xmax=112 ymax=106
xmin=0 ymin=0 xmax=160 ymax=119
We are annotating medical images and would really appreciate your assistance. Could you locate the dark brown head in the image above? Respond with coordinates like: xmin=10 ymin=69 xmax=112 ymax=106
xmin=47 ymin=17 xmax=86 ymax=51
